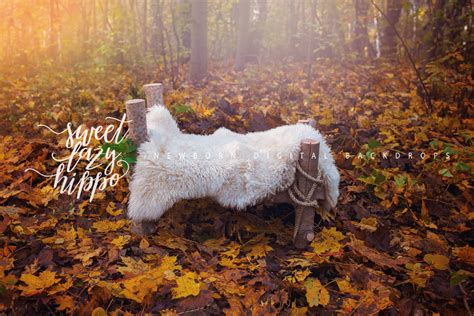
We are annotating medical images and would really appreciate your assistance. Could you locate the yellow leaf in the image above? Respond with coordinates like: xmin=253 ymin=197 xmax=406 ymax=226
xmin=78 ymin=200 xmax=88 ymax=215
xmin=290 ymin=301 xmax=308 ymax=316
xmin=340 ymin=298 xmax=358 ymax=314
xmin=405 ymin=263 xmax=433 ymax=288
xmin=75 ymin=247 xmax=102 ymax=266
xmin=49 ymin=275 xmax=73 ymax=295
xmin=284 ymin=269 xmax=311 ymax=284
xmin=172 ymin=272 xmax=201 ymax=299
xmin=120 ymin=256 xmax=178 ymax=303
xmin=160 ymin=309 xmax=178 ymax=316
xmin=106 ymin=202 xmax=123 ymax=216
xmin=55 ymin=295 xmax=74 ymax=311
xmin=453 ymin=246 xmax=474 ymax=265
xmin=423 ymin=254 xmax=449 ymax=270
xmin=304 ymin=278 xmax=330 ymax=307
xmin=111 ymin=235 xmax=131 ymax=249
xmin=91 ymin=307 xmax=107 ymax=316
xmin=139 ymin=238 xmax=150 ymax=249
xmin=294 ymin=269 xmax=311 ymax=283
xmin=336 ymin=278 xmax=357 ymax=295
xmin=246 ymin=242 xmax=272 ymax=259
xmin=117 ymin=256 xmax=150 ymax=276
xmin=92 ymin=220 xmax=126 ymax=233
xmin=354 ymin=217 xmax=378 ymax=232
xmin=19 ymin=270 xmax=60 ymax=296
xmin=319 ymin=115 xmax=334 ymax=126
xmin=310 ymin=228 xmax=345 ymax=255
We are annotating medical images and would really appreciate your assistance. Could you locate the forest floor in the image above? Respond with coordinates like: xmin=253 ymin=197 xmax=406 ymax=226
xmin=0 ymin=59 xmax=472 ymax=315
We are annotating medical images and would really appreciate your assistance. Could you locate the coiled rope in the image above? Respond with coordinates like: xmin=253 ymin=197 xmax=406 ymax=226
xmin=288 ymin=162 xmax=323 ymax=207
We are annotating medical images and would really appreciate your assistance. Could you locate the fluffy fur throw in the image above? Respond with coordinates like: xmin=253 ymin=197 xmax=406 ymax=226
xmin=128 ymin=106 xmax=340 ymax=222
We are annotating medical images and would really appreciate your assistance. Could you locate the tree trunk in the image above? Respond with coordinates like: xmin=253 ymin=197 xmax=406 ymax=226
xmin=352 ymin=0 xmax=371 ymax=58
xmin=171 ymin=1 xmax=181 ymax=87
xmin=306 ymin=0 xmax=317 ymax=89
xmin=380 ymin=0 xmax=402 ymax=58
xmin=287 ymin=1 xmax=297 ymax=58
xmin=235 ymin=0 xmax=250 ymax=70
xmin=128 ymin=0 xmax=138 ymax=59
xmin=103 ymin=0 xmax=109 ymax=33
xmin=92 ymin=0 xmax=97 ymax=39
xmin=321 ymin=0 xmax=343 ymax=58
xmin=158 ymin=0 xmax=169 ymax=73
xmin=143 ymin=0 xmax=148 ymax=53
xmin=430 ymin=0 xmax=446 ymax=58
xmin=189 ymin=0 xmax=208 ymax=83
xmin=254 ymin=0 xmax=267 ymax=60
xmin=49 ymin=0 xmax=59 ymax=58
xmin=81 ymin=0 xmax=90 ymax=56
xmin=150 ymin=0 xmax=159 ymax=55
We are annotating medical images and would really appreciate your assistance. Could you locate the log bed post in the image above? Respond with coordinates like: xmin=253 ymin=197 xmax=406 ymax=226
xmin=125 ymin=88 xmax=323 ymax=246
xmin=143 ymin=83 xmax=164 ymax=107
xmin=125 ymin=98 xmax=156 ymax=236
xmin=126 ymin=83 xmax=164 ymax=236
xmin=293 ymin=119 xmax=319 ymax=249
xmin=125 ymin=99 xmax=148 ymax=146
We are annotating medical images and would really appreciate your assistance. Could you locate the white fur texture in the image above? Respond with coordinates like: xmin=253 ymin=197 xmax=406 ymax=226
xmin=128 ymin=106 xmax=340 ymax=222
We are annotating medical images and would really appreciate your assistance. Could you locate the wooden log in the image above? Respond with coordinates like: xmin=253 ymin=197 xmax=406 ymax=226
xmin=125 ymin=98 xmax=155 ymax=236
xmin=125 ymin=99 xmax=148 ymax=146
xmin=143 ymin=83 xmax=164 ymax=108
xmin=267 ymin=118 xmax=324 ymax=205
xmin=293 ymin=139 xmax=320 ymax=249
xmin=298 ymin=118 xmax=316 ymax=128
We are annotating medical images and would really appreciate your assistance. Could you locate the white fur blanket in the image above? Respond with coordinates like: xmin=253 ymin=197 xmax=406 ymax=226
xmin=128 ymin=106 xmax=340 ymax=222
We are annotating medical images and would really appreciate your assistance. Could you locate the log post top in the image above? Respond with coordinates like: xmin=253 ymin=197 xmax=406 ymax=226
xmin=125 ymin=98 xmax=148 ymax=146
xmin=125 ymin=99 xmax=147 ymax=106
xmin=143 ymin=83 xmax=164 ymax=108
xmin=301 ymin=139 xmax=319 ymax=145
xmin=297 ymin=118 xmax=316 ymax=128
xmin=143 ymin=83 xmax=163 ymax=89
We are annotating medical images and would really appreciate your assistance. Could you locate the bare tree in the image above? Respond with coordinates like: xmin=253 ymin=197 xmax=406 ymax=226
xmin=189 ymin=0 xmax=208 ymax=83
xmin=49 ymin=0 xmax=59 ymax=58
xmin=380 ymin=0 xmax=402 ymax=57
xmin=235 ymin=0 xmax=250 ymax=70
xmin=353 ymin=0 xmax=373 ymax=58
xmin=306 ymin=0 xmax=317 ymax=88
xmin=150 ymin=0 xmax=159 ymax=54
xmin=170 ymin=1 xmax=181 ymax=86
xmin=143 ymin=0 xmax=148 ymax=53
xmin=287 ymin=1 xmax=298 ymax=58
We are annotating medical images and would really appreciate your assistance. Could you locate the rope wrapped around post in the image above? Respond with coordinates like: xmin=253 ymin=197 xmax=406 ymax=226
xmin=291 ymin=118 xmax=323 ymax=249
xmin=292 ymin=138 xmax=320 ymax=249
xmin=288 ymin=162 xmax=323 ymax=208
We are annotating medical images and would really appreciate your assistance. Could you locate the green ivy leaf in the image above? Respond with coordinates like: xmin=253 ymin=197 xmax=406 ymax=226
xmin=373 ymin=171 xmax=386 ymax=185
xmin=455 ymin=162 xmax=470 ymax=173
xmin=172 ymin=103 xmax=193 ymax=114
xmin=394 ymin=174 xmax=406 ymax=188
xmin=450 ymin=270 xmax=473 ymax=286
xmin=367 ymin=138 xmax=381 ymax=149
xmin=439 ymin=168 xmax=453 ymax=178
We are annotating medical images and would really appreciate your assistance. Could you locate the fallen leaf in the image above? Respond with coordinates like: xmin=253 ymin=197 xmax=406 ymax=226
xmin=304 ymin=278 xmax=329 ymax=307
xmin=172 ymin=272 xmax=201 ymax=299
xmin=423 ymin=254 xmax=449 ymax=270
xmin=19 ymin=270 xmax=60 ymax=296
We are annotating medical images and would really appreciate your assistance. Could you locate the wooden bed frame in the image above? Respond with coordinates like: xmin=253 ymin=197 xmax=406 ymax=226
xmin=125 ymin=83 xmax=326 ymax=249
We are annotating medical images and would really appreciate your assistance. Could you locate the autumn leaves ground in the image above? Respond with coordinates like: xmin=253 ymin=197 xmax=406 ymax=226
xmin=0 ymin=60 xmax=472 ymax=314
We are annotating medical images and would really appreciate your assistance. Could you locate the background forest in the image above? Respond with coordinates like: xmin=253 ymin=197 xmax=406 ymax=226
xmin=0 ymin=0 xmax=473 ymax=315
